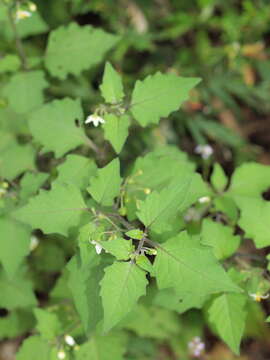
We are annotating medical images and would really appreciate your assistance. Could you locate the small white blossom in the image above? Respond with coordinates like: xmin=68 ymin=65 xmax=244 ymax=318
xmin=188 ymin=336 xmax=205 ymax=358
xmin=249 ymin=292 xmax=269 ymax=302
xmin=57 ymin=350 xmax=66 ymax=360
xmin=198 ymin=196 xmax=211 ymax=204
xmin=64 ymin=334 xmax=76 ymax=347
xmin=85 ymin=114 xmax=105 ymax=127
xmin=195 ymin=144 xmax=213 ymax=159
xmin=29 ymin=236 xmax=39 ymax=251
xmin=91 ymin=240 xmax=103 ymax=254
xmin=15 ymin=9 xmax=32 ymax=21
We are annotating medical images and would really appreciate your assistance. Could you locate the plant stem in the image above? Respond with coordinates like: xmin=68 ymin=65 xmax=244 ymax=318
xmin=7 ymin=5 xmax=28 ymax=70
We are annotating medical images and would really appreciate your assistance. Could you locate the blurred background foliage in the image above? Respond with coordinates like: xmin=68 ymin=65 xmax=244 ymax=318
xmin=1 ymin=0 xmax=270 ymax=359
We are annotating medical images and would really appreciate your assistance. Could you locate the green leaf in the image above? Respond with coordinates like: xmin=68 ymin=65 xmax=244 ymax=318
xmin=153 ymin=232 xmax=241 ymax=298
xmin=55 ymin=154 xmax=97 ymax=189
xmin=67 ymin=254 xmax=104 ymax=334
xmin=0 ymin=310 xmax=34 ymax=339
xmin=87 ymin=158 xmax=122 ymax=206
xmin=211 ymin=163 xmax=228 ymax=192
xmin=154 ymin=288 xmax=207 ymax=314
xmin=0 ymin=134 xmax=35 ymax=180
xmin=103 ymin=114 xmax=130 ymax=154
xmin=122 ymin=304 xmax=180 ymax=339
xmin=233 ymin=198 xmax=270 ymax=248
xmin=126 ymin=229 xmax=144 ymax=240
xmin=229 ymin=162 xmax=270 ymax=198
xmin=75 ymin=332 xmax=126 ymax=360
xmin=0 ymin=217 xmax=31 ymax=278
xmin=3 ymin=71 xmax=48 ymax=114
xmin=100 ymin=238 xmax=134 ymax=260
xmin=16 ymin=335 xmax=51 ymax=360
xmin=100 ymin=261 xmax=148 ymax=332
xmin=13 ymin=182 xmax=86 ymax=236
xmin=0 ymin=54 xmax=20 ymax=73
xmin=125 ymin=146 xmax=194 ymax=220
xmin=208 ymin=293 xmax=247 ymax=355
xmin=201 ymin=219 xmax=241 ymax=260
xmin=28 ymin=98 xmax=85 ymax=158
xmin=45 ymin=22 xmax=119 ymax=79
xmin=100 ymin=62 xmax=124 ymax=104
xmin=20 ymin=172 xmax=48 ymax=201
xmin=130 ymin=72 xmax=200 ymax=126
xmin=228 ymin=163 xmax=270 ymax=248
xmin=0 ymin=269 xmax=37 ymax=310
xmin=137 ymin=173 xmax=209 ymax=232
xmin=34 ymin=308 xmax=62 ymax=341
xmin=136 ymin=255 xmax=154 ymax=274
xmin=33 ymin=243 xmax=66 ymax=274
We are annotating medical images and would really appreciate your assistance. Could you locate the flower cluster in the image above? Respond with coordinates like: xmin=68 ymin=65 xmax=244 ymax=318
xmin=188 ymin=336 xmax=205 ymax=358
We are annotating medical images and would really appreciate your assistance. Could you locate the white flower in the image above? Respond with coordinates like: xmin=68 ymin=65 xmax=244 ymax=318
xmin=188 ymin=336 xmax=205 ymax=358
xmin=195 ymin=144 xmax=213 ymax=159
xmin=15 ymin=9 xmax=32 ymax=21
xmin=198 ymin=196 xmax=211 ymax=204
xmin=91 ymin=240 xmax=103 ymax=254
xmin=64 ymin=334 xmax=76 ymax=347
xmin=57 ymin=350 xmax=66 ymax=360
xmin=85 ymin=114 xmax=105 ymax=127
xmin=249 ymin=292 xmax=269 ymax=302
xmin=29 ymin=236 xmax=39 ymax=251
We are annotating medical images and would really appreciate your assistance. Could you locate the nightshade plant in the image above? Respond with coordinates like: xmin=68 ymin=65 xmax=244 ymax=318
xmin=1 ymin=1 xmax=270 ymax=359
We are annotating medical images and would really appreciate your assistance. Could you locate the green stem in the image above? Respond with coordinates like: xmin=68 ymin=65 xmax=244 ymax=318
xmin=7 ymin=4 xmax=28 ymax=70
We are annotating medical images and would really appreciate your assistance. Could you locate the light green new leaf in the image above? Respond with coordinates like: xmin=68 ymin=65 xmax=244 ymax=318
xmin=34 ymin=308 xmax=62 ymax=341
xmin=103 ymin=114 xmax=130 ymax=154
xmin=0 ymin=140 xmax=35 ymax=180
xmin=0 ymin=217 xmax=31 ymax=278
xmin=100 ymin=62 xmax=124 ymax=104
xmin=87 ymin=158 xmax=122 ymax=206
xmin=67 ymin=254 xmax=104 ymax=334
xmin=0 ymin=269 xmax=37 ymax=310
xmin=28 ymin=98 xmax=85 ymax=158
xmin=16 ymin=336 xmax=51 ymax=360
xmin=45 ymin=22 xmax=119 ymax=79
xmin=153 ymin=232 xmax=240 ymax=298
xmin=126 ymin=229 xmax=144 ymax=240
xmin=100 ymin=238 xmax=134 ymax=260
xmin=201 ymin=219 xmax=241 ymax=260
xmin=55 ymin=154 xmax=97 ymax=189
xmin=3 ymin=71 xmax=48 ymax=114
xmin=100 ymin=261 xmax=148 ymax=332
xmin=131 ymin=72 xmax=200 ymax=126
xmin=76 ymin=332 xmax=126 ymax=360
xmin=13 ymin=182 xmax=86 ymax=236
xmin=211 ymin=163 xmax=228 ymax=192
xmin=208 ymin=293 xmax=247 ymax=355
xmin=137 ymin=173 xmax=209 ymax=231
